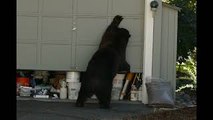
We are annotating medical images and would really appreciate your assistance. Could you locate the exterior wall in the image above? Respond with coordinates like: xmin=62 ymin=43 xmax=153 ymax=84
xmin=153 ymin=3 xmax=178 ymax=96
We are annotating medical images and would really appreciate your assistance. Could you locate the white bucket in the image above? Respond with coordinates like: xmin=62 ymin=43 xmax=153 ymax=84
xmin=66 ymin=72 xmax=80 ymax=82
xmin=130 ymin=90 xmax=138 ymax=101
xmin=67 ymin=82 xmax=81 ymax=100
xmin=60 ymin=87 xmax=67 ymax=99
xmin=138 ymin=86 xmax=142 ymax=101
xmin=113 ymin=74 xmax=125 ymax=88
xmin=111 ymin=87 xmax=122 ymax=100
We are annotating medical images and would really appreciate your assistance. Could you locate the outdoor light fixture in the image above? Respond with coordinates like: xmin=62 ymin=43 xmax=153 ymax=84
xmin=150 ymin=0 xmax=159 ymax=11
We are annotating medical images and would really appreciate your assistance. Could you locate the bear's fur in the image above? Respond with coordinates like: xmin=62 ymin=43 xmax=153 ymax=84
xmin=76 ymin=15 xmax=130 ymax=108
xmin=99 ymin=16 xmax=130 ymax=72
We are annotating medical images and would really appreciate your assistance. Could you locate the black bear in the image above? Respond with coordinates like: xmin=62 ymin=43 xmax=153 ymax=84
xmin=99 ymin=16 xmax=130 ymax=72
xmin=76 ymin=15 xmax=130 ymax=108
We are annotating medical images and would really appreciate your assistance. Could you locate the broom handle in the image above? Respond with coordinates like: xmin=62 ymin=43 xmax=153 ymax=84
xmin=119 ymin=73 xmax=134 ymax=100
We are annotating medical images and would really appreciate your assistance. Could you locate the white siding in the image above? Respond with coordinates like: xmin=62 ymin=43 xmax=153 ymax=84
xmin=158 ymin=5 xmax=178 ymax=96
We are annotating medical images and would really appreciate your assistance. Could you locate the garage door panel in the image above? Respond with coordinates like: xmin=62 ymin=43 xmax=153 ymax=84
xmin=112 ymin=0 xmax=143 ymax=15
xmin=77 ymin=0 xmax=108 ymax=15
xmin=119 ymin=18 xmax=144 ymax=45
xmin=17 ymin=16 xmax=38 ymax=41
xmin=76 ymin=46 xmax=98 ymax=71
xmin=41 ymin=44 xmax=71 ymax=69
xmin=126 ymin=46 xmax=143 ymax=71
xmin=17 ymin=0 xmax=145 ymax=72
xmin=43 ymin=0 xmax=73 ymax=14
xmin=17 ymin=0 xmax=39 ymax=13
xmin=42 ymin=17 xmax=72 ymax=41
xmin=17 ymin=43 xmax=37 ymax=67
xmin=77 ymin=18 xmax=108 ymax=44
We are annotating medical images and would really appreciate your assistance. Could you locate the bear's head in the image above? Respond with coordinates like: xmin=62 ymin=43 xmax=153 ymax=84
xmin=117 ymin=28 xmax=131 ymax=47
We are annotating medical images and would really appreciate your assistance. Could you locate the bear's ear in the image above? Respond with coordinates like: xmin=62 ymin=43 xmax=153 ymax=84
xmin=128 ymin=34 xmax=131 ymax=38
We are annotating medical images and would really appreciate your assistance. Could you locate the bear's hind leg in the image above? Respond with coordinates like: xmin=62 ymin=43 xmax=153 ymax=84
xmin=96 ymin=88 xmax=112 ymax=109
xmin=75 ymin=87 xmax=88 ymax=107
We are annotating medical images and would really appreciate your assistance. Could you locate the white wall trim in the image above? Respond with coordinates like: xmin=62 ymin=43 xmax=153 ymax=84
xmin=142 ymin=0 xmax=161 ymax=104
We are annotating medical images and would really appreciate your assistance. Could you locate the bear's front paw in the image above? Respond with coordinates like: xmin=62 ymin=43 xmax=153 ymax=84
xmin=113 ymin=15 xmax=123 ymax=26
xmin=114 ymin=15 xmax=123 ymax=21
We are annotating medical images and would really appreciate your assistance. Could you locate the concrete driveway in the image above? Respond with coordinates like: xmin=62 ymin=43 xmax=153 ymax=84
xmin=17 ymin=97 xmax=154 ymax=120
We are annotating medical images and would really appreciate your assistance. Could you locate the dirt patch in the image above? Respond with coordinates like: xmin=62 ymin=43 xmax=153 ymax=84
xmin=123 ymin=106 xmax=196 ymax=120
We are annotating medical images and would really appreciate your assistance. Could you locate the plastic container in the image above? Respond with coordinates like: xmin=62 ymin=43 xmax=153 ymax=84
xmin=111 ymin=88 xmax=122 ymax=100
xmin=130 ymin=86 xmax=138 ymax=101
xmin=138 ymin=86 xmax=142 ymax=101
xmin=67 ymin=82 xmax=81 ymax=100
xmin=19 ymin=86 xmax=32 ymax=96
xmin=17 ymin=77 xmax=30 ymax=86
xmin=66 ymin=72 xmax=80 ymax=82
xmin=60 ymin=87 xmax=67 ymax=99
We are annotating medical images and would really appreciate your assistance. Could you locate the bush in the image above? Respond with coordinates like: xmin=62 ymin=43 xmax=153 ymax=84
xmin=176 ymin=47 xmax=196 ymax=94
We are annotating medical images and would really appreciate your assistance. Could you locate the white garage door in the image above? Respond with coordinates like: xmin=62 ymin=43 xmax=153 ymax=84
xmin=17 ymin=0 xmax=145 ymax=72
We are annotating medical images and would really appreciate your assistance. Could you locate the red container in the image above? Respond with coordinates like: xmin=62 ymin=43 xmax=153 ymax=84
xmin=16 ymin=77 xmax=30 ymax=86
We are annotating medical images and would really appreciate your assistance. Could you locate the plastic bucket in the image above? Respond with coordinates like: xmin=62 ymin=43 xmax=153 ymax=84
xmin=66 ymin=72 xmax=80 ymax=82
xmin=111 ymin=87 xmax=122 ymax=100
xmin=130 ymin=90 xmax=138 ymax=101
xmin=67 ymin=82 xmax=81 ymax=100
xmin=60 ymin=87 xmax=67 ymax=99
